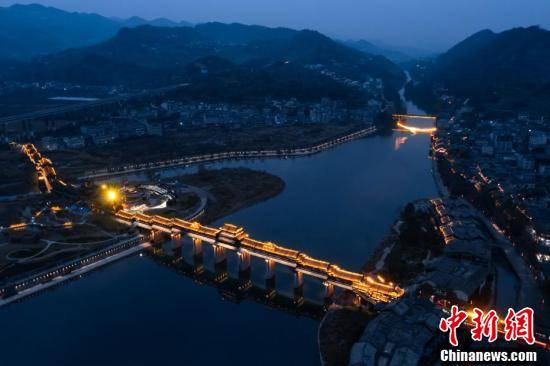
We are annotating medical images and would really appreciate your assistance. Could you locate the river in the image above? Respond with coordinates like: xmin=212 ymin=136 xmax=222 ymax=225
xmin=0 ymin=89 xmax=438 ymax=366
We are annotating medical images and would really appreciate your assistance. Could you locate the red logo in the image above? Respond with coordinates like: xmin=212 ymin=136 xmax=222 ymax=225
xmin=504 ymin=307 xmax=535 ymax=345
xmin=471 ymin=308 xmax=498 ymax=342
xmin=439 ymin=305 xmax=468 ymax=346
xmin=439 ymin=306 xmax=535 ymax=346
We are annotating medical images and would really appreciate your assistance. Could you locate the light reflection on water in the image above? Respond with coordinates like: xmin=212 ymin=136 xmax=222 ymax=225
xmin=0 ymin=91 xmax=440 ymax=366
xmin=0 ymin=130 xmax=438 ymax=366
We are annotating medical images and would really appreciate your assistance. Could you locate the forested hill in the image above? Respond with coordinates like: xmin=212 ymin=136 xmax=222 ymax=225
xmin=409 ymin=26 xmax=550 ymax=114
xmin=0 ymin=3 xmax=191 ymax=60
xmin=3 ymin=22 xmax=405 ymax=103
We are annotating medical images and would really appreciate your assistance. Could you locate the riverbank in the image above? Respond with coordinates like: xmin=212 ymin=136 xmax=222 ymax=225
xmin=316 ymin=201 xmax=443 ymax=366
xmin=76 ymin=125 xmax=376 ymax=180
xmin=0 ymin=167 xmax=285 ymax=298
xmin=0 ymin=236 xmax=148 ymax=306
xmin=44 ymin=123 xmax=376 ymax=180
xmin=431 ymin=152 xmax=449 ymax=198
xmin=362 ymin=199 xmax=443 ymax=284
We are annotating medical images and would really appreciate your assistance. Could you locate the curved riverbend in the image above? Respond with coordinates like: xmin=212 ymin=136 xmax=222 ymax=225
xmin=0 ymin=98 xmax=437 ymax=366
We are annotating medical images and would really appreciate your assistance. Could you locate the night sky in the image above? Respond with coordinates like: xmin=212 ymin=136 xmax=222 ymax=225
xmin=2 ymin=0 xmax=549 ymax=51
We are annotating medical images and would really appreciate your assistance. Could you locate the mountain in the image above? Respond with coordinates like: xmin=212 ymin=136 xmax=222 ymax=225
xmin=0 ymin=3 xmax=191 ymax=60
xmin=7 ymin=23 xmax=404 ymax=92
xmin=119 ymin=16 xmax=192 ymax=28
xmin=0 ymin=4 xmax=120 ymax=60
xmin=174 ymin=56 xmax=366 ymax=103
xmin=409 ymin=26 xmax=550 ymax=113
xmin=194 ymin=22 xmax=296 ymax=43
xmin=435 ymin=29 xmax=497 ymax=70
xmin=345 ymin=39 xmax=413 ymax=63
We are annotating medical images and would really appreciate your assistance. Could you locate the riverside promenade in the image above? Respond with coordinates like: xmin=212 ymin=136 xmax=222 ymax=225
xmin=79 ymin=126 xmax=377 ymax=180
xmin=0 ymin=237 xmax=150 ymax=307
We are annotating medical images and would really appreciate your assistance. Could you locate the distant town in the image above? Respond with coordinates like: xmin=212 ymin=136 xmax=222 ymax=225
xmin=1 ymin=95 xmax=386 ymax=148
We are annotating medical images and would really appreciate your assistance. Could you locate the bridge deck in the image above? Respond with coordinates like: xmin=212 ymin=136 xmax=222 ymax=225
xmin=392 ymin=114 xmax=437 ymax=120
xmin=116 ymin=210 xmax=404 ymax=303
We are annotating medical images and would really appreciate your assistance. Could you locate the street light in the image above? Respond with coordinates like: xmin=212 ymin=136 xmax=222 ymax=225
xmin=101 ymin=186 xmax=121 ymax=211
xmin=106 ymin=189 xmax=118 ymax=203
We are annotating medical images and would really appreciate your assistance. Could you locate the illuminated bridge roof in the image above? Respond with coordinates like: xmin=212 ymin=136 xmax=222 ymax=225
xmin=116 ymin=210 xmax=405 ymax=303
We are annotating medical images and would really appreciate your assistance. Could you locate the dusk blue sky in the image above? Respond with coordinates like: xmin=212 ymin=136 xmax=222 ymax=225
xmin=2 ymin=0 xmax=549 ymax=51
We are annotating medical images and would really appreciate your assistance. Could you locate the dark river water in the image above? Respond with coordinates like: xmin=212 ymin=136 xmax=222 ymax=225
xmin=0 ymin=95 xmax=439 ymax=366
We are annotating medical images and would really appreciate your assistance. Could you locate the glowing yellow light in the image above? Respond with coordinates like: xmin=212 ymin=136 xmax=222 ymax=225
xmin=397 ymin=122 xmax=437 ymax=134
xmin=106 ymin=189 xmax=119 ymax=203
xmin=9 ymin=223 xmax=27 ymax=230
xmin=100 ymin=184 xmax=107 ymax=190
xmin=115 ymin=208 xmax=407 ymax=303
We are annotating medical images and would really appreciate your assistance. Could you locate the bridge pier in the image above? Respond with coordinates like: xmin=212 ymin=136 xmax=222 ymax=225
xmin=213 ymin=245 xmax=228 ymax=282
xmin=294 ymin=271 xmax=304 ymax=289
xmin=264 ymin=259 xmax=276 ymax=280
xmin=171 ymin=232 xmax=182 ymax=258
xmin=265 ymin=259 xmax=276 ymax=290
xmin=190 ymin=236 xmax=204 ymax=273
xmin=293 ymin=272 xmax=304 ymax=303
xmin=238 ymin=252 xmax=251 ymax=280
xmin=352 ymin=294 xmax=362 ymax=307
xmin=193 ymin=253 xmax=204 ymax=275
xmin=324 ymin=282 xmax=334 ymax=304
xmin=238 ymin=252 xmax=251 ymax=271
xmin=192 ymin=237 xmax=203 ymax=257
xmin=171 ymin=231 xmax=182 ymax=247
xmin=213 ymin=245 xmax=227 ymax=264
xmin=149 ymin=230 xmax=160 ymax=244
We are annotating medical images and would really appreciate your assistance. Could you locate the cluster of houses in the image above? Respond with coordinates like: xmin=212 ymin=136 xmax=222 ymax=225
xmin=420 ymin=198 xmax=493 ymax=304
xmin=433 ymin=114 xmax=550 ymax=281
xmin=2 ymin=97 xmax=384 ymax=149
xmin=348 ymin=198 xmax=500 ymax=366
